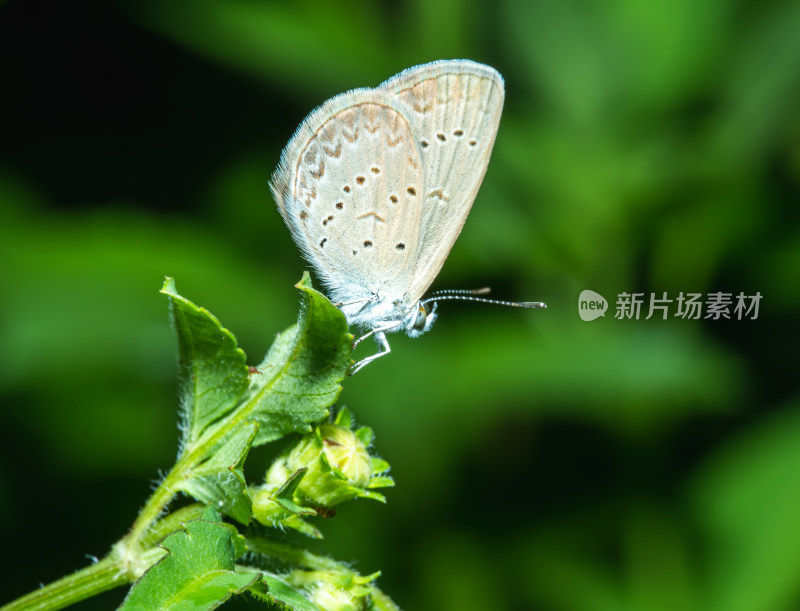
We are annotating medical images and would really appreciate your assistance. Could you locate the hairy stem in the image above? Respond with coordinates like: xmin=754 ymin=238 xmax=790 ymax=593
xmin=1 ymin=556 xmax=125 ymax=611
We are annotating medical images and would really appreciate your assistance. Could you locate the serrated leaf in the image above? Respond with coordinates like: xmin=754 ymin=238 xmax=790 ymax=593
xmin=262 ymin=573 xmax=320 ymax=611
xmin=245 ymin=273 xmax=352 ymax=446
xmin=159 ymin=275 xmax=349 ymax=525
xmin=178 ymin=422 xmax=258 ymax=524
xmin=161 ymin=277 xmax=249 ymax=446
xmin=120 ymin=511 xmax=260 ymax=610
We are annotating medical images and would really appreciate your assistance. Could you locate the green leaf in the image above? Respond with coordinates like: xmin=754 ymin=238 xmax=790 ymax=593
xmin=262 ymin=573 xmax=321 ymax=611
xmin=159 ymin=275 xmax=349 ymax=523
xmin=282 ymin=515 xmax=324 ymax=540
xmin=355 ymin=490 xmax=387 ymax=503
xmin=120 ymin=509 xmax=260 ymax=610
xmin=370 ymin=457 xmax=390 ymax=475
xmin=245 ymin=273 xmax=352 ymax=446
xmin=177 ymin=422 xmax=258 ymax=524
xmin=333 ymin=406 xmax=353 ymax=429
xmin=271 ymin=468 xmax=317 ymax=516
xmin=355 ymin=426 xmax=374 ymax=446
xmin=368 ymin=476 xmax=395 ymax=490
xmin=161 ymin=277 xmax=249 ymax=446
xmin=252 ymin=469 xmax=323 ymax=538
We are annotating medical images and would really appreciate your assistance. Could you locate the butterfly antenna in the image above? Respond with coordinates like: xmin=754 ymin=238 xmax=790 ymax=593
xmin=428 ymin=287 xmax=492 ymax=297
xmin=422 ymin=294 xmax=546 ymax=309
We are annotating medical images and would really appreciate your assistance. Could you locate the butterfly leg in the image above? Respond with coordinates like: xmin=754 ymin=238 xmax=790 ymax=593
xmin=348 ymin=326 xmax=398 ymax=375
xmin=351 ymin=321 xmax=402 ymax=350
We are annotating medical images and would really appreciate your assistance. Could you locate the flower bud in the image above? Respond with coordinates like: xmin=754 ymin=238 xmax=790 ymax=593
xmin=253 ymin=408 xmax=394 ymax=527
xmin=287 ymin=423 xmax=372 ymax=508
xmin=317 ymin=423 xmax=372 ymax=487
xmin=308 ymin=582 xmax=362 ymax=611
xmin=288 ymin=569 xmax=376 ymax=611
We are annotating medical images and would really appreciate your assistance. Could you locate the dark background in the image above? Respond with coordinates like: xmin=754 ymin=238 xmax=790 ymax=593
xmin=1 ymin=0 xmax=799 ymax=609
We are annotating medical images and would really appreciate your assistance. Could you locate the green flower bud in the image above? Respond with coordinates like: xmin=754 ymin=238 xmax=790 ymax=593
xmin=308 ymin=582 xmax=362 ymax=611
xmin=317 ymin=423 xmax=372 ymax=487
xmin=287 ymin=423 xmax=372 ymax=508
xmin=288 ymin=569 xmax=376 ymax=611
xmin=264 ymin=453 xmax=292 ymax=489
xmin=252 ymin=409 xmax=394 ymax=528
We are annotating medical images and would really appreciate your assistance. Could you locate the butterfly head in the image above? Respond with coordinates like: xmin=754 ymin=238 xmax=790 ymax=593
xmin=403 ymin=301 xmax=437 ymax=338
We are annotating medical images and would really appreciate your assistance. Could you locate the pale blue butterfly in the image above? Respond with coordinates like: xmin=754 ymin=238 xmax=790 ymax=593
xmin=271 ymin=60 xmax=545 ymax=373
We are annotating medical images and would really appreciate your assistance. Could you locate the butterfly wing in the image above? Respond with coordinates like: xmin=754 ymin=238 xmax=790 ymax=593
xmin=271 ymin=88 xmax=425 ymax=306
xmin=380 ymin=60 xmax=505 ymax=302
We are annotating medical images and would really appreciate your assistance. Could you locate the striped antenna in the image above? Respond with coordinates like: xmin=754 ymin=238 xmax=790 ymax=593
xmin=427 ymin=287 xmax=492 ymax=297
xmin=422 ymin=292 xmax=546 ymax=309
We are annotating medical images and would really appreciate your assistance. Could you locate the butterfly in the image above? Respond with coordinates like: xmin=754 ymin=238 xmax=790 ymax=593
xmin=271 ymin=60 xmax=544 ymax=374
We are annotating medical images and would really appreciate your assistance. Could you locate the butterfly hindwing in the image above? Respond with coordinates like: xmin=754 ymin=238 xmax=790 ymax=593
xmin=271 ymin=88 xmax=425 ymax=304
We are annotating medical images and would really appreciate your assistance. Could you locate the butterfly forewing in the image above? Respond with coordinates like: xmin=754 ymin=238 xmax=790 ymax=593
xmin=380 ymin=60 xmax=505 ymax=302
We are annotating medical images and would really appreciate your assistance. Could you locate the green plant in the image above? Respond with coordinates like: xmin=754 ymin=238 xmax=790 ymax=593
xmin=2 ymin=274 xmax=399 ymax=611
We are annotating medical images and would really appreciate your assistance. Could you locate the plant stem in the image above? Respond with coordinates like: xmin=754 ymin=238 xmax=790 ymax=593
xmin=1 ymin=506 xmax=194 ymax=611
xmin=245 ymin=537 xmax=342 ymax=571
xmin=127 ymin=350 xmax=293 ymax=544
xmin=1 ymin=556 xmax=126 ymax=611
xmin=5 ymin=379 xmax=278 ymax=610
xmin=125 ymin=450 xmax=195 ymax=544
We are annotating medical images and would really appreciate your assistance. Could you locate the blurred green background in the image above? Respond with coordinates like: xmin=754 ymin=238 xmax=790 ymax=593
xmin=1 ymin=0 xmax=799 ymax=609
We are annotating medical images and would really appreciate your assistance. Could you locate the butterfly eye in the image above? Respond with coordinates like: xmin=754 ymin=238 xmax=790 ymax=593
xmin=412 ymin=304 xmax=428 ymax=331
